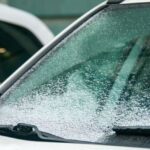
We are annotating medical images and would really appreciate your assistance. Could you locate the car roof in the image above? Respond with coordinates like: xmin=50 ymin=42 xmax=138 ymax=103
xmin=0 ymin=0 xmax=150 ymax=95
xmin=123 ymin=0 xmax=150 ymax=3
xmin=0 ymin=4 xmax=54 ymax=45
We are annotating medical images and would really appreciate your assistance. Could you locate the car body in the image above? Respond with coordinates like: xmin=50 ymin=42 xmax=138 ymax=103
xmin=0 ymin=3 xmax=54 ymax=46
xmin=0 ymin=4 xmax=54 ymax=83
xmin=0 ymin=0 xmax=150 ymax=149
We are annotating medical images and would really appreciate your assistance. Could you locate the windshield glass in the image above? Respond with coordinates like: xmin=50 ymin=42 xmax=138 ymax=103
xmin=1 ymin=3 xmax=150 ymax=146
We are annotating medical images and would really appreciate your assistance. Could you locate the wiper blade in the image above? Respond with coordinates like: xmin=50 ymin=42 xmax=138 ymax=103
xmin=0 ymin=123 xmax=66 ymax=142
xmin=113 ymin=126 xmax=150 ymax=136
xmin=0 ymin=123 xmax=93 ymax=144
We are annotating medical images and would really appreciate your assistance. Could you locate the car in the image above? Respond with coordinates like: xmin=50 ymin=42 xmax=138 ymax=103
xmin=0 ymin=4 xmax=54 ymax=83
xmin=0 ymin=0 xmax=150 ymax=149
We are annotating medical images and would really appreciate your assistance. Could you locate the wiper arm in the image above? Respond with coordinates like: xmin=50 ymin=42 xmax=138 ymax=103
xmin=0 ymin=123 xmax=66 ymax=142
xmin=0 ymin=123 xmax=93 ymax=144
xmin=113 ymin=126 xmax=150 ymax=136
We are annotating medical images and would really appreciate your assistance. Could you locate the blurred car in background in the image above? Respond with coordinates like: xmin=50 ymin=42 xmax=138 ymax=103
xmin=0 ymin=4 xmax=54 ymax=83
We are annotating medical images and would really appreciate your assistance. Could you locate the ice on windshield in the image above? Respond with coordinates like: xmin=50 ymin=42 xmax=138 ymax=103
xmin=1 ymin=47 xmax=150 ymax=142
xmin=1 ymin=4 xmax=150 ymax=144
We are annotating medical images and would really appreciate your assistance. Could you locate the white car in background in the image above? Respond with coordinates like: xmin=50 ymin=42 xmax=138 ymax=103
xmin=0 ymin=4 xmax=54 ymax=83
xmin=0 ymin=0 xmax=150 ymax=150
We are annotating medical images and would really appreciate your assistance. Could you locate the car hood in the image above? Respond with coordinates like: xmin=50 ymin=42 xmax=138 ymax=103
xmin=0 ymin=135 xmax=149 ymax=150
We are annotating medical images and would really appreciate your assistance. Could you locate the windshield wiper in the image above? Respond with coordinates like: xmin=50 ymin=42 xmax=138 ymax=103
xmin=0 ymin=123 xmax=93 ymax=144
xmin=0 ymin=123 xmax=67 ymax=142
xmin=113 ymin=126 xmax=150 ymax=136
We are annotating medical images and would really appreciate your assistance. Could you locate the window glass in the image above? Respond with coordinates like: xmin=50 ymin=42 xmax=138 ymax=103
xmin=1 ymin=4 xmax=150 ymax=145
xmin=0 ymin=22 xmax=42 ymax=83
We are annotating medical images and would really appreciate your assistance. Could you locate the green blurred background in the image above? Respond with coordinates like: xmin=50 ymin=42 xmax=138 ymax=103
xmin=0 ymin=0 xmax=103 ymax=35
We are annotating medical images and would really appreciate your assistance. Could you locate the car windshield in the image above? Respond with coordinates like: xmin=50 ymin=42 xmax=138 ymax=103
xmin=1 ymin=3 xmax=150 ymax=147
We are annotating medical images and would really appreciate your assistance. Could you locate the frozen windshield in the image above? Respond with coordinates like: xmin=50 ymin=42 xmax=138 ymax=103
xmin=1 ymin=3 xmax=150 ymax=147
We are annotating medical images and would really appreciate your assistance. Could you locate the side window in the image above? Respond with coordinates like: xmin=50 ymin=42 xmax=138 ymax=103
xmin=0 ymin=21 xmax=43 ymax=83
